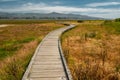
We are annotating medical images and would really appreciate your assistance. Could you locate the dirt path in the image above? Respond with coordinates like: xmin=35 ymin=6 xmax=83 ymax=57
xmin=0 ymin=25 xmax=8 ymax=28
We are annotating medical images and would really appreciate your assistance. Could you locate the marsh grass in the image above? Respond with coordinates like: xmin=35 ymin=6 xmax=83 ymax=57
xmin=0 ymin=40 xmax=38 ymax=80
xmin=0 ymin=20 xmax=64 ymax=80
xmin=62 ymin=20 xmax=120 ymax=80
xmin=0 ymin=20 xmax=55 ymax=24
xmin=104 ymin=21 xmax=120 ymax=34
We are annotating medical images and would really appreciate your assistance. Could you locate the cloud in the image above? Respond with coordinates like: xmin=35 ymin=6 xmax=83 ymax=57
xmin=20 ymin=3 xmax=120 ymax=13
xmin=86 ymin=12 xmax=120 ymax=19
xmin=86 ymin=2 xmax=120 ymax=7
xmin=0 ymin=2 xmax=120 ymax=18
xmin=23 ymin=2 xmax=47 ymax=7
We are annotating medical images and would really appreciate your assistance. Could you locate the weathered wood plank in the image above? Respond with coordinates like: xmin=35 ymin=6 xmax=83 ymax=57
xmin=22 ymin=25 xmax=75 ymax=80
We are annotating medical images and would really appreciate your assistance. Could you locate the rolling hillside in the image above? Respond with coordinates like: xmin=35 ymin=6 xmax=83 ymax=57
xmin=0 ymin=12 xmax=103 ymax=20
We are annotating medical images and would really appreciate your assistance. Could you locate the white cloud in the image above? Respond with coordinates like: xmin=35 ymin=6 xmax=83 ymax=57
xmin=0 ymin=2 xmax=120 ymax=18
xmin=23 ymin=2 xmax=46 ymax=7
xmin=87 ymin=12 xmax=120 ymax=19
xmin=86 ymin=2 xmax=120 ymax=7
xmin=20 ymin=3 xmax=120 ymax=14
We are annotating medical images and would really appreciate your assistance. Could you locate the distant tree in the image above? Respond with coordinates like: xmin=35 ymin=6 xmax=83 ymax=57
xmin=25 ymin=17 xmax=31 ymax=19
xmin=115 ymin=18 xmax=120 ymax=22
xmin=77 ymin=20 xmax=84 ymax=23
xmin=103 ymin=20 xmax=112 ymax=24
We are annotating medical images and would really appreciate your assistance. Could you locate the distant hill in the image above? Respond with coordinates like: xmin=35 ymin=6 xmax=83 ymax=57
xmin=0 ymin=12 xmax=104 ymax=20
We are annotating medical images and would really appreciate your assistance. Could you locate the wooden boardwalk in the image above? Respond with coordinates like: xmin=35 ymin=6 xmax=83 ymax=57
xmin=22 ymin=25 xmax=75 ymax=80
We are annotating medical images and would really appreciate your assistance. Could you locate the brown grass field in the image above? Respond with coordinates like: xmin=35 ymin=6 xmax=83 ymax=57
xmin=62 ymin=20 xmax=120 ymax=80
xmin=0 ymin=20 xmax=64 ymax=80
xmin=0 ymin=20 xmax=120 ymax=80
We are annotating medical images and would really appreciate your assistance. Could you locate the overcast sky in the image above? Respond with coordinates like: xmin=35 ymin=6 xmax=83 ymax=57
xmin=0 ymin=0 xmax=120 ymax=19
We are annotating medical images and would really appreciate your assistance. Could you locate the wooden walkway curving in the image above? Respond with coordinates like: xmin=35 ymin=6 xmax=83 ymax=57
xmin=22 ymin=25 xmax=75 ymax=80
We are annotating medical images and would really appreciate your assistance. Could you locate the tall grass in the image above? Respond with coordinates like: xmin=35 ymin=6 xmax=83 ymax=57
xmin=0 ymin=20 xmax=56 ymax=24
xmin=0 ymin=40 xmax=38 ymax=80
xmin=104 ymin=20 xmax=120 ymax=34
xmin=0 ymin=21 xmax=64 ymax=80
xmin=0 ymin=20 xmax=78 ymax=24
xmin=62 ymin=20 xmax=120 ymax=80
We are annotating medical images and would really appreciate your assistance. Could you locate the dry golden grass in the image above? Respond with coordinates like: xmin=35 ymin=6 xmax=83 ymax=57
xmin=62 ymin=21 xmax=120 ymax=80
xmin=0 ymin=21 xmax=64 ymax=80
xmin=0 ymin=40 xmax=38 ymax=80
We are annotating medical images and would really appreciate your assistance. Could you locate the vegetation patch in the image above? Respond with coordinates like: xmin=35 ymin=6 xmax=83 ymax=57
xmin=0 ymin=20 xmax=64 ymax=80
xmin=62 ymin=20 xmax=120 ymax=80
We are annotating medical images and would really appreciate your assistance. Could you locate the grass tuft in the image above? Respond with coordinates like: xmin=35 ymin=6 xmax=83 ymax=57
xmin=0 ymin=20 xmax=64 ymax=80
xmin=62 ymin=20 xmax=120 ymax=80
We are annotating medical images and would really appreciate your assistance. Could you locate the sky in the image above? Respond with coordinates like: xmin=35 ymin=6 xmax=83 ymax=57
xmin=0 ymin=0 xmax=120 ymax=19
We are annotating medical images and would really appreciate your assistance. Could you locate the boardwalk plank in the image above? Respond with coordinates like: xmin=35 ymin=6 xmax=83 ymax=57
xmin=22 ymin=25 xmax=75 ymax=80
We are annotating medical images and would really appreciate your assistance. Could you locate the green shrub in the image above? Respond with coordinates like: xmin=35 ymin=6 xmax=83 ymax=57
xmin=103 ymin=20 xmax=112 ymax=24
xmin=19 ymin=37 xmax=35 ymax=43
xmin=115 ymin=18 xmax=120 ymax=22
xmin=77 ymin=20 xmax=84 ymax=23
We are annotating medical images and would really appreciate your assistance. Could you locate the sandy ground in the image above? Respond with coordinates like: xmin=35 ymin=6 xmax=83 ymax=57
xmin=0 ymin=24 xmax=8 ymax=28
